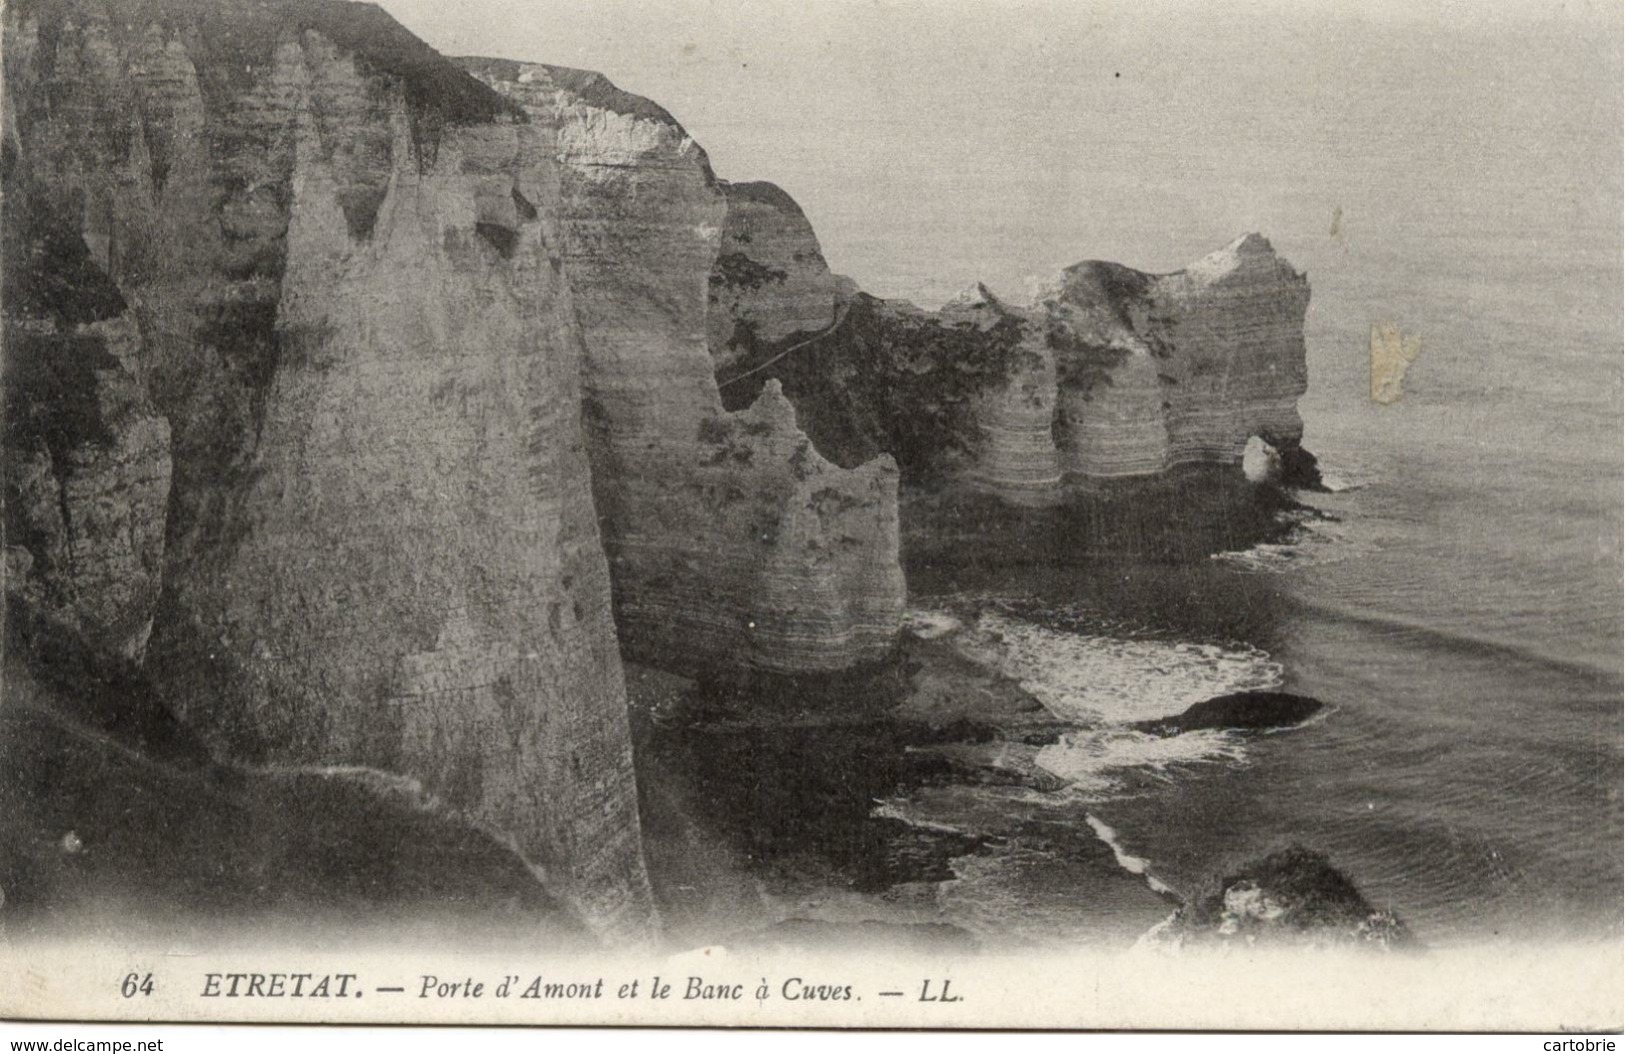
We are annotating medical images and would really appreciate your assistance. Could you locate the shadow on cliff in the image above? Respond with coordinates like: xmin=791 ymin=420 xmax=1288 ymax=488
xmin=0 ymin=607 xmax=594 ymax=950
xmin=904 ymin=464 xmax=1311 ymax=575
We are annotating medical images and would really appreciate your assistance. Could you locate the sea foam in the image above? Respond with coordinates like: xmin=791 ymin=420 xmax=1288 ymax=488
xmin=953 ymin=611 xmax=1283 ymax=725
xmin=1085 ymin=814 xmax=1176 ymax=896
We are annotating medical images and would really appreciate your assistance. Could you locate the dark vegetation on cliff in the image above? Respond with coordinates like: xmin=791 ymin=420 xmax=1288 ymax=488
xmin=1 ymin=186 xmax=123 ymax=462
xmin=720 ymin=294 xmax=1027 ymax=479
xmin=1059 ymin=260 xmax=1159 ymax=330
xmin=724 ymin=179 xmax=812 ymax=214
xmin=711 ymin=251 xmax=788 ymax=292
xmin=3 ymin=330 xmax=122 ymax=475
xmin=1 ymin=171 xmax=131 ymax=585
xmin=4 ymin=600 xmax=209 ymax=767
xmin=1046 ymin=323 xmax=1133 ymax=404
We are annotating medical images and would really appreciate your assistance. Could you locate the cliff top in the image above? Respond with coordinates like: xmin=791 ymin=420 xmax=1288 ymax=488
xmin=722 ymin=180 xmax=807 ymax=215
xmin=457 ymin=57 xmax=684 ymax=132
xmin=1183 ymin=232 xmax=1303 ymax=284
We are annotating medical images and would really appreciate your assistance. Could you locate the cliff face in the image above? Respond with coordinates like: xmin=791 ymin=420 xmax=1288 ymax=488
xmin=3 ymin=0 xmax=652 ymax=935
xmin=3 ymin=191 xmax=172 ymax=660
xmin=706 ymin=187 xmax=1317 ymax=496
xmin=1044 ymin=234 xmax=1312 ymax=480
xmin=464 ymin=59 xmax=905 ymax=678
xmin=708 ymin=180 xmax=842 ymax=372
xmin=3 ymin=0 xmax=1318 ymax=942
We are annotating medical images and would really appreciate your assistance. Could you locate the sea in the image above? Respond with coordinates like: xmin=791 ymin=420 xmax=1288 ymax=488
xmin=391 ymin=0 xmax=1624 ymax=947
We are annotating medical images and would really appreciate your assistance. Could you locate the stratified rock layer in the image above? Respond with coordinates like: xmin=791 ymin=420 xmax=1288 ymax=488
xmin=1045 ymin=234 xmax=1312 ymax=480
xmin=4 ymin=0 xmax=653 ymax=936
xmin=944 ymin=284 xmax=1062 ymax=495
xmin=466 ymin=59 xmax=905 ymax=678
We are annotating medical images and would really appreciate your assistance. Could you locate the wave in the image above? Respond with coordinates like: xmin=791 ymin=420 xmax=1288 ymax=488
xmin=1319 ymin=473 xmax=1366 ymax=494
xmin=1210 ymin=506 xmax=1363 ymax=575
xmin=895 ymin=602 xmax=1299 ymax=914
xmin=1210 ymin=540 xmax=1311 ymax=574
xmin=870 ymin=799 xmax=974 ymax=835
xmin=1289 ymin=594 xmax=1623 ymax=683
xmin=1214 ymin=450 xmax=1377 ymax=571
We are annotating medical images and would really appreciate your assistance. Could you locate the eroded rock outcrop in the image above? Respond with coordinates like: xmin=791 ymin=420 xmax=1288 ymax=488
xmin=1131 ymin=691 xmax=1324 ymax=737
xmin=1044 ymin=235 xmax=1313 ymax=481
xmin=4 ymin=0 xmax=653 ymax=936
xmin=705 ymin=184 xmax=1319 ymax=497
xmin=465 ymin=59 xmax=905 ymax=678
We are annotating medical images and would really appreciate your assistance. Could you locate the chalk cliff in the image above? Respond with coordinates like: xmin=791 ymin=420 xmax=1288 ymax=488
xmin=709 ymin=180 xmax=843 ymax=372
xmin=2 ymin=0 xmax=908 ymax=937
xmin=706 ymin=186 xmax=1319 ymax=496
xmin=3 ymin=0 xmax=653 ymax=935
xmin=463 ymin=59 xmax=905 ymax=678
xmin=1044 ymin=235 xmax=1313 ymax=482
xmin=2 ymin=0 xmax=1318 ymax=942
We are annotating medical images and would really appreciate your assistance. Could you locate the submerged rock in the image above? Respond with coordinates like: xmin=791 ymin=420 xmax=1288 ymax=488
xmin=1153 ymin=845 xmax=1413 ymax=950
xmin=1132 ymin=691 xmax=1323 ymax=736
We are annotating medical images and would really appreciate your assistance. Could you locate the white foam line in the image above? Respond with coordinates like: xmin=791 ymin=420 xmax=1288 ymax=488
xmin=1086 ymin=813 xmax=1175 ymax=897
xmin=871 ymin=799 xmax=970 ymax=835
xmin=1257 ymin=702 xmax=1339 ymax=735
